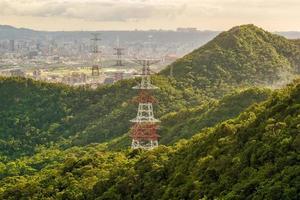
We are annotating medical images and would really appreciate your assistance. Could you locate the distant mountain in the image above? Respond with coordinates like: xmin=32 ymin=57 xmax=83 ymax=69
xmin=1 ymin=24 xmax=299 ymax=43
xmin=277 ymin=31 xmax=300 ymax=39
xmin=0 ymin=25 xmax=219 ymax=53
xmin=0 ymin=25 xmax=35 ymax=31
xmin=0 ymin=25 xmax=43 ymax=40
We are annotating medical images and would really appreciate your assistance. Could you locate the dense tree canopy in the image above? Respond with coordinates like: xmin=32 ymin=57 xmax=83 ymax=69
xmin=1 ymin=79 xmax=299 ymax=200
xmin=161 ymin=24 xmax=300 ymax=93
xmin=1 ymin=24 xmax=300 ymax=199
xmin=2 ymin=25 xmax=300 ymax=159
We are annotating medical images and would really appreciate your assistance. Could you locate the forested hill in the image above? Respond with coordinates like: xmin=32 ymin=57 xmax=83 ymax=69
xmin=0 ymin=76 xmax=203 ymax=159
xmin=91 ymin=79 xmax=300 ymax=200
xmin=1 ymin=24 xmax=300 ymax=160
xmin=162 ymin=24 xmax=300 ymax=96
xmin=1 ymin=24 xmax=300 ymax=199
xmin=0 ymin=77 xmax=269 ymax=159
xmin=1 ymin=79 xmax=299 ymax=200
xmin=107 ymin=87 xmax=271 ymax=149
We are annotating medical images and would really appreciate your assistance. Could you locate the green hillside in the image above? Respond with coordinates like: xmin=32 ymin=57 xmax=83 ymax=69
xmin=1 ymin=79 xmax=299 ymax=200
xmin=0 ymin=77 xmax=269 ymax=159
xmin=159 ymin=87 xmax=271 ymax=144
xmin=107 ymin=87 xmax=271 ymax=149
xmin=1 ymin=24 xmax=300 ymax=161
xmin=97 ymin=80 xmax=299 ymax=200
xmin=0 ymin=76 xmax=204 ymax=159
xmin=162 ymin=24 xmax=300 ymax=97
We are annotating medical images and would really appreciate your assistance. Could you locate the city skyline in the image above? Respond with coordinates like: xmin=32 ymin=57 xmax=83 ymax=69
xmin=0 ymin=0 xmax=300 ymax=31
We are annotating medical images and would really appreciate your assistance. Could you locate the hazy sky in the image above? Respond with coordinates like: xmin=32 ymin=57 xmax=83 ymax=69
xmin=0 ymin=0 xmax=300 ymax=31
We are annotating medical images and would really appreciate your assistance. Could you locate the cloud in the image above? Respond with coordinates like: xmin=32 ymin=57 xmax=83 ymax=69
xmin=1 ymin=0 xmax=300 ymax=31
xmin=0 ymin=0 xmax=187 ymax=22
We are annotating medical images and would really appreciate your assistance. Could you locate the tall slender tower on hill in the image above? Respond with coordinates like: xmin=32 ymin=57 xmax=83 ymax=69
xmin=114 ymin=38 xmax=125 ymax=67
xmin=114 ymin=47 xmax=125 ymax=66
xmin=91 ymin=33 xmax=101 ymax=77
xmin=130 ymin=59 xmax=160 ymax=149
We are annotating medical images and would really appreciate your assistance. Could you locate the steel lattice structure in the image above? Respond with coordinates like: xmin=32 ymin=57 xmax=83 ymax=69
xmin=114 ymin=47 xmax=125 ymax=66
xmin=91 ymin=33 xmax=101 ymax=77
xmin=130 ymin=59 xmax=160 ymax=149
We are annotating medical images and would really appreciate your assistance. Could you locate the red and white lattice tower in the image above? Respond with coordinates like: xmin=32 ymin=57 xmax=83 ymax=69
xmin=130 ymin=59 xmax=160 ymax=149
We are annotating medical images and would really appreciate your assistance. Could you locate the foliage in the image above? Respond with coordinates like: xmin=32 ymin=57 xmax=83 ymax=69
xmin=1 ymin=78 xmax=300 ymax=200
xmin=158 ymin=87 xmax=271 ymax=144
xmin=2 ymin=25 xmax=299 ymax=159
xmin=108 ymin=87 xmax=271 ymax=149
xmin=0 ymin=75 xmax=204 ymax=159
xmin=161 ymin=24 xmax=300 ymax=94
xmin=1 ymin=24 xmax=300 ymax=199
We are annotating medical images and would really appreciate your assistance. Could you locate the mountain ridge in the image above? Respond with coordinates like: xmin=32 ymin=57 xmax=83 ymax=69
xmin=1 ymin=24 xmax=300 ymax=160
xmin=161 ymin=24 xmax=300 ymax=92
